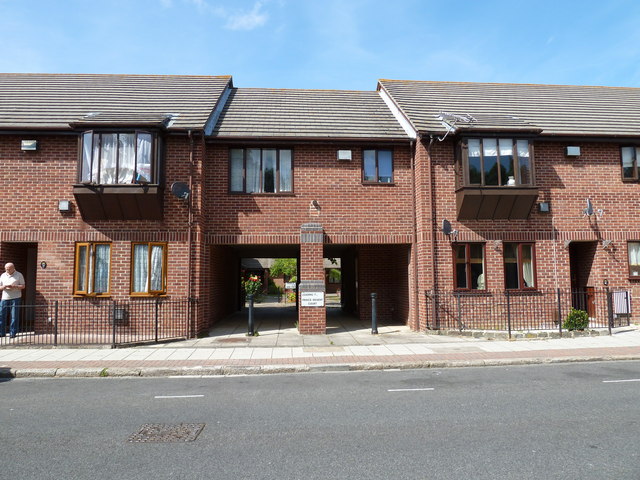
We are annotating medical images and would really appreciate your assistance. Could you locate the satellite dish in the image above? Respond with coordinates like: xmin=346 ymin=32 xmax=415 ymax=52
xmin=442 ymin=219 xmax=452 ymax=235
xmin=171 ymin=181 xmax=191 ymax=200
xmin=585 ymin=198 xmax=594 ymax=216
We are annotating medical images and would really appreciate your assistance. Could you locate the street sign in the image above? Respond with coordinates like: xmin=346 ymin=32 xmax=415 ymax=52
xmin=300 ymin=291 xmax=324 ymax=307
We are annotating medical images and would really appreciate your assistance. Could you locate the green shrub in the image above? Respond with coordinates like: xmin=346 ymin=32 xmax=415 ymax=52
xmin=563 ymin=308 xmax=589 ymax=331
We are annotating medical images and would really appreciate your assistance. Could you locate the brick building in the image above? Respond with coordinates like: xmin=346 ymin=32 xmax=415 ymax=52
xmin=1 ymin=74 xmax=638 ymax=338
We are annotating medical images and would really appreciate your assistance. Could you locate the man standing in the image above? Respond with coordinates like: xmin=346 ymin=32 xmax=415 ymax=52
xmin=0 ymin=263 xmax=25 ymax=338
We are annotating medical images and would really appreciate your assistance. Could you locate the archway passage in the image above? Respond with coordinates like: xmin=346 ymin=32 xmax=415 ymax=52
xmin=206 ymin=243 xmax=411 ymax=336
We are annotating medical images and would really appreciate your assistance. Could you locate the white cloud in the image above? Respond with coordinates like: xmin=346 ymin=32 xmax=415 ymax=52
xmin=224 ymin=1 xmax=268 ymax=31
xmin=178 ymin=0 xmax=268 ymax=31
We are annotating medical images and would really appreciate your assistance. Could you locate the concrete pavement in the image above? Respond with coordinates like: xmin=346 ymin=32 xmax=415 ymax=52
xmin=1 ymin=321 xmax=639 ymax=378
xmin=2 ymin=298 xmax=640 ymax=377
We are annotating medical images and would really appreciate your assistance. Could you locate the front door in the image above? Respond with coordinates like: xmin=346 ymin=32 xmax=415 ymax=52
xmin=569 ymin=241 xmax=597 ymax=316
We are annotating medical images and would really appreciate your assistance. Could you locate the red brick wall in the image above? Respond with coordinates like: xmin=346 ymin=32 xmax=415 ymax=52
xmin=0 ymin=134 xmax=197 ymax=302
xmin=418 ymin=138 xmax=640 ymax=323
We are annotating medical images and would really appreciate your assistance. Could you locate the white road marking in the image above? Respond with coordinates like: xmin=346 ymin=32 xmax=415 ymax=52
xmin=602 ymin=378 xmax=640 ymax=383
xmin=154 ymin=395 xmax=205 ymax=399
xmin=388 ymin=388 xmax=434 ymax=392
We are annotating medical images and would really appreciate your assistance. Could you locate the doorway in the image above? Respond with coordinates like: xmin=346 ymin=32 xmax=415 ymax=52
xmin=569 ymin=241 xmax=597 ymax=317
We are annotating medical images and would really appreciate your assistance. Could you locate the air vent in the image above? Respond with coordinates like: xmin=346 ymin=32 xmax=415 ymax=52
xmin=337 ymin=150 xmax=352 ymax=161
xmin=565 ymin=146 xmax=580 ymax=157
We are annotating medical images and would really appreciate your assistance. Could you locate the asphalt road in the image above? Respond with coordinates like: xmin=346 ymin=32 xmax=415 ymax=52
xmin=1 ymin=361 xmax=639 ymax=480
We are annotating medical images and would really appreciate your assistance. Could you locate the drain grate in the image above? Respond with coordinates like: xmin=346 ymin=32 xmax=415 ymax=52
xmin=127 ymin=423 xmax=205 ymax=443
xmin=216 ymin=337 xmax=249 ymax=343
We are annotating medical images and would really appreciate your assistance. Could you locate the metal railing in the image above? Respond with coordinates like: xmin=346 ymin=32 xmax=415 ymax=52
xmin=425 ymin=288 xmax=631 ymax=336
xmin=0 ymin=297 xmax=196 ymax=348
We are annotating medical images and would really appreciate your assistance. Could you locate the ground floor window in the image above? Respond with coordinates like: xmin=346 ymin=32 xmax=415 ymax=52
xmin=74 ymin=242 xmax=111 ymax=295
xmin=131 ymin=242 xmax=167 ymax=295
xmin=628 ymin=242 xmax=640 ymax=277
xmin=454 ymin=243 xmax=485 ymax=290
xmin=504 ymin=243 xmax=536 ymax=289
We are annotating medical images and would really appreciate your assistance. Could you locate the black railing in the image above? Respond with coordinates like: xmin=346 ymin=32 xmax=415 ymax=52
xmin=425 ymin=288 xmax=631 ymax=336
xmin=0 ymin=297 xmax=196 ymax=348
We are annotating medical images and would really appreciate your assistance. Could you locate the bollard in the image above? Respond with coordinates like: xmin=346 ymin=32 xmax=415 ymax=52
xmin=371 ymin=292 xmax=378 ymax=334
xmin=247 ymin=293 xmax=255 ymax=336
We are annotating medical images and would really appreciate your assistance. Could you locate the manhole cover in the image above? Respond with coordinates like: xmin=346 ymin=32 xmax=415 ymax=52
xmin=127 ymin=423 xmax=205 ymax=443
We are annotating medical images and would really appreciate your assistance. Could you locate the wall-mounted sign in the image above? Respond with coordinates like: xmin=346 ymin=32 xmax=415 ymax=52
xmin=285 ymin=282 xmax=297 ymax=290
xmin=301 ymin=291 xmax=324 ymax=307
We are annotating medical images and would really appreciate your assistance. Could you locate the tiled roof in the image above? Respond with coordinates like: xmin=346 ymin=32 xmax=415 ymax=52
xmin=378 ymin=79 xmax=640 ymax=137
xmin=0 ymin=73 xmax=232 ymax=131
xmin=212 ymin=88 xmax=408 ymax=140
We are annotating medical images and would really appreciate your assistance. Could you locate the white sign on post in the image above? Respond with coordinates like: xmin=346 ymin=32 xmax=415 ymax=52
xmin=285 ymin=282 xmax=297 ymax=290
xmin=300 ymin=291 xmax=325 ymax=307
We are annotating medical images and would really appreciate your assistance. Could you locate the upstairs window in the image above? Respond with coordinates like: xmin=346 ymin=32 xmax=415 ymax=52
xmin=465 ymin=139 xmax=532 ymax=186
xmin=363 ymin=149 xmax=393 ymax=183
xmin=81 ymin=131 xmax=156 ymax=185
xmin=230 ymin=148 xmax=293 ymax=194
xmin=504 ymin=243 xmax=536 ymax=290
xmin=621 ymin=147 xmax=639 ymax=181
xmin=74 ymin=242 xmax=111 ymax=295
xmin=454 ymin=243 xmax=485 ymax=290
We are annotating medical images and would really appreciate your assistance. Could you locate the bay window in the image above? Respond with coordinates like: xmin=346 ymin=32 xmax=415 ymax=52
xmin=465 ymin=138 xmax=532 ymax=186
xmin=230 ymin=148 xmax=293 ymax=194
xmin=81 ymin=131 xmax=156 ymax=184
xmin=74 ymin=242 xmax=111 ymax=295
xmin=131 ymin=242 xmax=167 ymax=295
xmin=504 ymin=243 xmax=536 ymax=289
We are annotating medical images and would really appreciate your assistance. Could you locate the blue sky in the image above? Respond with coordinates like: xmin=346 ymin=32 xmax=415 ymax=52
xmin=2 ymin=0 xmax=640 ymax=90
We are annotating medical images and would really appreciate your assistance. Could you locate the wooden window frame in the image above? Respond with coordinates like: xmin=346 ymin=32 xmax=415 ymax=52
xmin=453 ymin=243 xmax=486 ymax=291
xmin=73 ymin=242 xmax=111 ymax=296
xmin=362 ymin=149 xmax=394 ymax=184
xmin=627 ymin=241 xmax=640 ymax=279
xmin=503 ymin=242 xmax=537 ymax=290
xmin=461 ymin=138 xmax=534 ymax=187
xmin=228 ymin=147 xmax=294 ymax=194
xmin=79 ymin=130 xmax=158 ymax=185
xmin=130 ymin=242 xmax=168 ymax=296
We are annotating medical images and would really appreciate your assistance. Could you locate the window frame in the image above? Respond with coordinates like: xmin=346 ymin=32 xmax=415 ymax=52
xmin=453 ymin=243 xmax=486 ymax=291
xmin=228 ymin=147 xmax=294 ymax=194
xmin=627 ymin=241 xmax=640 ymax=278
xmin=362 ymin=149 xmax=394 ymax=184
xmin=130 ymin=242 xmax=168 ymax=296
xmin=79 ymin=130 xmax=158 ymax=185
xmin=503 ymin=242 xmax=537 ymax=290
xmin=73 ymin=242 xmax=112 ymax=296
xmin=461 ymin=138 xmax=534 ymax=187
xmin=621 ymin=146 xmax=639 ymax=182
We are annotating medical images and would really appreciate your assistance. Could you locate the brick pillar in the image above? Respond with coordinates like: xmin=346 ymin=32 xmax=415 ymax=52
xmin=298 ymin=222 xmax=326 ymax=334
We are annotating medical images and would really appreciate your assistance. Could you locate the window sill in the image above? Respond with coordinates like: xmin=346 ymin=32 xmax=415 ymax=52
xmin=361 ymin=182 xmax=395 ymax=186
xmin=130 ymin=293 xmax=168 ymax=298
xmin=73 ymin=294 xmax=111 ymax=298
xmin=228 ymin=191 xmax=295 ymax=196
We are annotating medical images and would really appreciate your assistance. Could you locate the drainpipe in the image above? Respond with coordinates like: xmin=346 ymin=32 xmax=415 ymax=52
xmin=187 ymin=130 xmax=195 ymax=337
xmin=409 ymin=139 xmax=419 ymax=329
xmin=426 ymin=134 xmax=438 ymax=327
